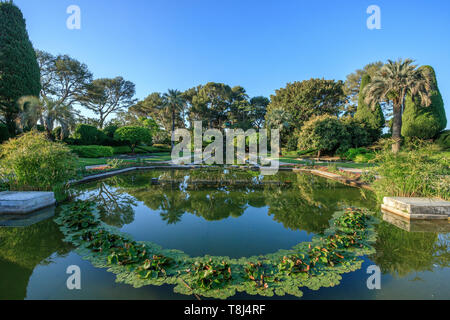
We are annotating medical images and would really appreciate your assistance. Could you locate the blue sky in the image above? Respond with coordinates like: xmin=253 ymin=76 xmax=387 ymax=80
xmin=14 ymin=0 xmax=450 ymax=126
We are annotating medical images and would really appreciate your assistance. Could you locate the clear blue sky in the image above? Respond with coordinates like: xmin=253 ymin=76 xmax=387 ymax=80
xmin=14 ymin=0 xmax=450 ymax=127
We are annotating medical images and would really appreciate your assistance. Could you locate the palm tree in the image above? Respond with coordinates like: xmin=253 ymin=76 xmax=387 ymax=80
xmin=364 ymin=59 xmax=432 ymax=153
xmin=39 ymin=97 xmax=77 ymax=139
xmin=162 ymin=89 xmax=185 ymax=149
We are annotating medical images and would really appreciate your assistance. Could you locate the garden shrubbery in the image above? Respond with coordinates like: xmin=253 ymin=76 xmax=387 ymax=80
xmin=72 ymin=124 xmax=107 ymax=145
xmin=0 ymin=131 xmax=77 ymax=191
xmin=0 ymin=124 xmax=9 ymax=143
xmin=435 ymin=130 xmax=450 ymax=150
xmin=296 ymin=115 xmax=374 ymax=157
xmin=114 ymin=126 xmax=152 ymax=153
xmin=370 ymin=142 xmax=449 ymax=201
xmin=69 ymin=145 xmax=114 ymax=158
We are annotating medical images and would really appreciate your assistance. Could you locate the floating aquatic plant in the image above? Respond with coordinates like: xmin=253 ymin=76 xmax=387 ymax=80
xmin=54 ymin=201 xmax=378 ymax=299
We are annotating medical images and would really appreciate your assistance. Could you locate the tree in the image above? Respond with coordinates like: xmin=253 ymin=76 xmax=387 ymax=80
xmin=185 ymin=82 xmax=233 ymax=129
xmin=249 ymin=96 xmax=269 ymax=129
xmin=297 ymin=115 xmax=350 ymax=157
xmin=343 ymin=61 xmax=383 ymax=115
xmin=129 ymin=92 xmax=169 ymax=130
xmin=364 ymin=59 xmax=433 ymax=153
xmin=79 ymin=77 xmax=136 ymax=128
xmin=114 ymin=126 xmax=152 ymax=153
xmin=0 ymin=2 xmax=41 ymax=135
xmin=354 ymin=74 xmax=385 ymax=143
xmin=266 ymin=79 xmax=346 ymax=146
xmin=401 ymin=66 xmax=447 ymax=139
xmin=37 ymin=50 xmax=92 ymax=106
xmin=36 ymin=50 xmax=92 ymax=136
xmin=162 ymin=89 xmax=186 ymax=149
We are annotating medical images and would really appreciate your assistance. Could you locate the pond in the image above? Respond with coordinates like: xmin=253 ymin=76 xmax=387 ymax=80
xmin=0 ymin=169 xmax=448 ymax=299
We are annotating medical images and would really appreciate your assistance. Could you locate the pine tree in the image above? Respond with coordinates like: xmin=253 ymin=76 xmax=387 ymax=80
xmin=401 ymin=66 xmax=447 ymax=139
xmin=0 ymin=1 xmax=41 ymax=135
xmin=354 ymin=74 xmax=384 ymax=143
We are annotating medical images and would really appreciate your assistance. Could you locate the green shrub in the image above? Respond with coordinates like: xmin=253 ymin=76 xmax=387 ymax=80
xmin=341 ymin=117 xmax=372 ymax=149
xmin=297 ymin=115 xmax=349 ymax=157
xmin=114 ymin=126 xmax=152 ymax=153
xmin=344 ymin=148 xmax=370 ymax=161
xmin=402 ymin=66 xmax=447 ymax=139
xmin=435 ymin=130 xmax=450 ymax=150
xmin=72 ymin=124 xmax=106 ymax=145
xmin=0 ymin=131 xmax=77 ymax=191
xmin=371 ymin=144 xmax=449 ymax=201
xmin=0 ymin=124 xmax=9 ymax=143
xmin=354 ymin=153 xmax=375 ymax=163
xmin=69 ymin=145 xmax=114 ymax=158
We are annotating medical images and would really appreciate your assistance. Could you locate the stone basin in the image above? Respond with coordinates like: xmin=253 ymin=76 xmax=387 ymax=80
xmin=0 ymin=191 xmax=56 ymax=214
xmin=381 ymin=197 xmax=450 ymax=220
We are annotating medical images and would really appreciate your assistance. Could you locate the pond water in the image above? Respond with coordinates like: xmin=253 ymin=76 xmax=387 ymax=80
xmin=0 ymin=169 xmax=449 ymax=299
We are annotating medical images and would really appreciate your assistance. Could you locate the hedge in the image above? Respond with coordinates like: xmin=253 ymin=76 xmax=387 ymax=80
xmin=69 ymin=145 xmax=114 ymax=158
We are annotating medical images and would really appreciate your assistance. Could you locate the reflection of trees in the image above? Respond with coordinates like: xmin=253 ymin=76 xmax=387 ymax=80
xmin=0 ymin=218 xmax=72 ymax=300
xmin=188 ymin=190 xmax=248 ymax=221
xmin=87 ymin=182 xmax=136 ymax=227
xmin=109 ymin=170 xmax=378 ymax=230
xmin=265 ymin=174 xmax=377 ymax=233
xmin=370 ymin=222 xmax=449 ymax=277
xmin=77 ymin=170 xmax=377 ymax=233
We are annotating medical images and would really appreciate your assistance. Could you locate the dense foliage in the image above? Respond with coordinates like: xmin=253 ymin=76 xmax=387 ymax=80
xmin=371 ymin=142 xmax=449 ymax=200
xmin=297 ymin=115 xmax=349 ymax=156
xmin=0 ymin=131 xmax=77 ymax=190
xmin=354 ymin=74 xmax=384 ymax=143
xmin=114 ymin=126 xmax=152 ymax=153
xmin=435 ymin=130 xmax=450 ymax=150
xmin=72 ymin=124 xmax=106 ymax=145
xmin=401 ymin=66 xmax=447 ymax=139
xmin=0 ymin=123 xmax=9 ymax=143
xmin=69 ymin=145 xmax=114 ymax=158
xmin=0 ymin=2 xmax=41 ymax=135
xmin=266 ymin=79 xmax=346 ymax=147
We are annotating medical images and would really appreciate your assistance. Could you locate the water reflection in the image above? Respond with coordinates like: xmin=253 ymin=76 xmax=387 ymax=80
xmin=0 ymin=217 xmax=72 ymax=299
xmin=1 ymin=169 xmax=448 ymax=299
xmin=77 ymin=170 xmax=378 ymax=234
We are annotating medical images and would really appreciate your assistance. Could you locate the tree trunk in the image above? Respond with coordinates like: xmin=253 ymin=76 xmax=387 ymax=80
xmin=171 ymin=109 xmax=175 ymax=150
xmin=391 ymin=104 xmax=402 ymax=153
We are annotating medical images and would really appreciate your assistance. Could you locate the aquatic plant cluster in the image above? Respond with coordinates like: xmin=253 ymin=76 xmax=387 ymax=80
xmin=55 ymin=201 xmax=377 ymax=299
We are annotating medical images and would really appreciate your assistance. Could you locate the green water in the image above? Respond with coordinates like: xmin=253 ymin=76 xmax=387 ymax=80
xmin=0 ymin=169 xmax=448 ymax=299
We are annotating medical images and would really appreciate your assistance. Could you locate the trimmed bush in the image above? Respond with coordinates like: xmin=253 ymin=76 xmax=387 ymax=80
xmin=354 ymin=74 xmax=384 ymax=143
xmin=0 ymin=124 xmax=9 ymax=143
xmin=402 ymin=66 xmax=447 ymax=139
xmin=72 ymin=124 xmax=106 ymax=145
xmin=0 ymin=131 xmax=77 ymax=190
xmin=114 ymin=126 xmax=152 ymax=153
xmin=69 ymin=145 xmax=114 ymax=158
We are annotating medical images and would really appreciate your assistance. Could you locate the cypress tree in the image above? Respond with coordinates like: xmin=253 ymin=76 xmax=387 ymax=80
xmin=354 ymin=74 xmax=384 ymax=143
xmin=401 ymin=66 xmax=447 ymax=139
xmin=0 ymin=1 xmax=41 ymax=135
